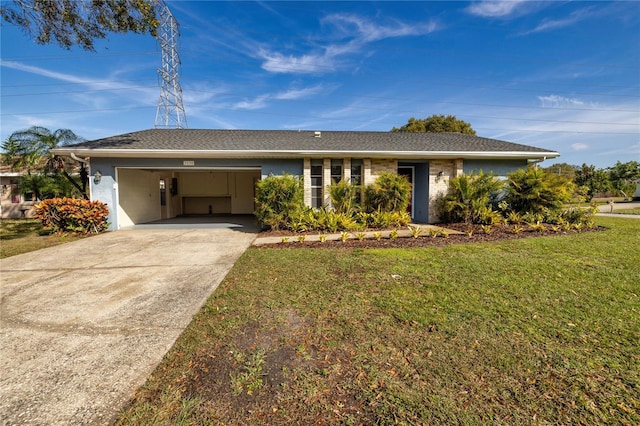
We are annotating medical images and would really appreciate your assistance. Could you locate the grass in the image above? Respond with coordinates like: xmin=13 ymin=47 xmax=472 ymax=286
xmin=2 ymin=213 xmax=634 ymax=423
xmin=0 ymin=219 xmax=82 ymax=258
xmin=610 ymin=207 xmax=640 ymax=215
xmin=117 ymin=216 xmax=640 ymax=425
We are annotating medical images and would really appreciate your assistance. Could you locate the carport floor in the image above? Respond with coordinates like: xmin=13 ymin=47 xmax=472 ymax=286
xmin=125 ymin=214 xmax=260 ymax=231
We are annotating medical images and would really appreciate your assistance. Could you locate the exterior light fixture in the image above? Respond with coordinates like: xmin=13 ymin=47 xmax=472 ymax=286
xmin=436 ymin=171 xmax=444 ymax=182
xmin=94 ymin=171 xmax=102 ymax=184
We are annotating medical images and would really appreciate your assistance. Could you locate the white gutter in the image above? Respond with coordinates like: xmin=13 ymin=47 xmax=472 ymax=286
xmin=53 ymin=148 xmax=559 ymax=160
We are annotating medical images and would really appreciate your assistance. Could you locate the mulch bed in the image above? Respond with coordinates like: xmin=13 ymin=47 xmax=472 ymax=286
xmin=253 ymin=223 xmax=607 ymax=249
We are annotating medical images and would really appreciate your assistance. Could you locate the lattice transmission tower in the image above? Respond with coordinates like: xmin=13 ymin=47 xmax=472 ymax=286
xmin=154 ymin=0 xmax=188 ymax=129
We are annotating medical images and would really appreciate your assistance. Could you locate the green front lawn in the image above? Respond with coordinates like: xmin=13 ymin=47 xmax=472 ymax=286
xmin=611 ymin=207 xmax=640 ymax=215
xmin=118 ymin=216 xmax=640 ymax=425
xmin=0 ymin=219 xmax=82 ymax=258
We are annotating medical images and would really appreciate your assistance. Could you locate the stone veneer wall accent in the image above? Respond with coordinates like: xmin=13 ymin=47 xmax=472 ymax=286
xmin=323 ymin=158 xmax=331 ymax=207
xmin=453 ymin=159 xmax=463 ymax=177
xmin=428 ymin=159 xmax=459 ymax=223
xmin=303 ymin=158 xmax=311 ymax=207
xmin=363 ymin=159 xmax=373 ymax=186
xmin=343 ymin=158 xmax=351 ymax=182
xmin=370 ymin=159 xmax=398 ymax=182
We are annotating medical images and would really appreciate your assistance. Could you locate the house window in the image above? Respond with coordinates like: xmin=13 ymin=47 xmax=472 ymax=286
xmin=351 ymin=159 xmax=363 ymax=204
xmin=350 ymin=159 xmax=362 ymax=186
xmin=311 ymin=159 xmax=323 ymax=208
xmin=331 ymin=159 xmax=343 ymax=183
xmin=24 ymin=192 xmax=34 ymax=202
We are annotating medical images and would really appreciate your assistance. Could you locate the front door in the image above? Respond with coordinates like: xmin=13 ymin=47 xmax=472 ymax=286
xmin=397 ymin=166 xmax=414 ymax=219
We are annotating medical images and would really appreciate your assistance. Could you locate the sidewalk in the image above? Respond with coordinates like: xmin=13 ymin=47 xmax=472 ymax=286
xmin=595 ymin=201 xmax=640 ymax=219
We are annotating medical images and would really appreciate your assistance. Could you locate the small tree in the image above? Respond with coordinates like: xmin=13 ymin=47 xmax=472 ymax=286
xmin=254 ymin=174 xmax=304 ymax=230
xmin=364 ymin=172 xmax=411 ymax=213
xmin=2 ymin=126 xmax=88 ymax=198
xmin=504 ymin=166 xmax=575 ymax=216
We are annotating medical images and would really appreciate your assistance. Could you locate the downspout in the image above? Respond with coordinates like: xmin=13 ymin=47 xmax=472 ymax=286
xmin=70 ymin=153 xmax=90 ymax=197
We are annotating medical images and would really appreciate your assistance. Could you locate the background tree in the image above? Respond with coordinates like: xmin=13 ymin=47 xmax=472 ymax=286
xmin=1 ymin=0 xmax=159 ymax=51
xmin=607 ymin=161 xmax=640 ymax=199
xmin=392 ymin=114 xmax=476 ymax=135
xmin=574 ymin=164 xmax=612 ymax=200
xmin=2 ymin=126 xmax=87 ymax=199
xmin=544 ymin=162 xmax=578 ymax=181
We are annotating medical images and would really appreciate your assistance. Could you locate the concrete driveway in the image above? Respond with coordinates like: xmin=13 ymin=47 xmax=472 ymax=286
xmin=0 ymin=225 xmax=257 ymax=425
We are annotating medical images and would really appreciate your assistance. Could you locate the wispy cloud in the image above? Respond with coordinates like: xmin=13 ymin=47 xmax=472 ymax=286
xmin=274 ymin=85 xmax=326 ymax=100
xmin=523 ymin=8 xmax=594 ymax=34
xmin=571 ymin=143 xmax=589 ymax=151
xmin=323 ymin=14 xmax=439 ymax=42
xmin=182 ymin=83 xmax=229 ymax=104
xmin=258 ymin=14 xmax=439 ymax=74
xmin=466 ymin=0 xmax=531 ymax=18
xmin=233 ymin=84 xmax=329 ymax=110
xmin=10 ymin=114 xmax=60 ymax=131
xmin=538 ymin=95 xmax=586 ymax=108
xmin=233 ymin=95 xmax=270 ymax=110
xmin=258 ymin=50 xmax=337 ymax=74
xmin=0 ymin=60 xmax=158 ymax=102
xmin=1 ymin=60 xmax=95 ymax=84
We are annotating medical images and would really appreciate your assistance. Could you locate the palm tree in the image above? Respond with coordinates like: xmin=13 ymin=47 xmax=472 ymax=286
xmin=1 ymin=126 xmax=88 ymax=198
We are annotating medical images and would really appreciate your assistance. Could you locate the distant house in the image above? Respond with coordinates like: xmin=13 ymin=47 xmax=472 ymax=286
xmin=52 ymin=129 xmax=560 ymax=230
xmin=0 ymin=164 xmax=36 ymax=219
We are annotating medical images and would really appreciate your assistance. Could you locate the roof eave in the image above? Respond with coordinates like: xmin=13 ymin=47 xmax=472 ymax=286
xmin=52 ymin=148 xmax=559 ymax=161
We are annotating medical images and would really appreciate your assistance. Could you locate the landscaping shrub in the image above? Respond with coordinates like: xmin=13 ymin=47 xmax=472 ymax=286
xmin=367 ymin=209 xmax=411 ymax=228
xmin=503 ymin=166 xmax=575 ymax=216
xmin=35 ymin=197 xmax=109 ymax=234
xmin=254 ymin=174 xmax=304 ymax=230
xmin=440 ymin=171 xmax=503 ymax=224
xmin=557 ymin=205 xmax=598 ymax=227
xmin=364 ymin=172 xmax=411 ymax=213
xmin=327 ymin=179 xmax=359 ymax=215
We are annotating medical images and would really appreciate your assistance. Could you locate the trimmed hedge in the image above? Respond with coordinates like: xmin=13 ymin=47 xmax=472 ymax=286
xmin=35 ymin=197 xmax=109 ymax=234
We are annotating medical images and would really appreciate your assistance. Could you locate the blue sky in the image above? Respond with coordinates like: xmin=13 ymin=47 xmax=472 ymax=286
xmin=1 ymin=0 xmax=638 ymax=168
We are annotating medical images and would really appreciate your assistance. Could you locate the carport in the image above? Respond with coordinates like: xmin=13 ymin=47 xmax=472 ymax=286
xmin=115 ymin=167 xmax=261 ymax=229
